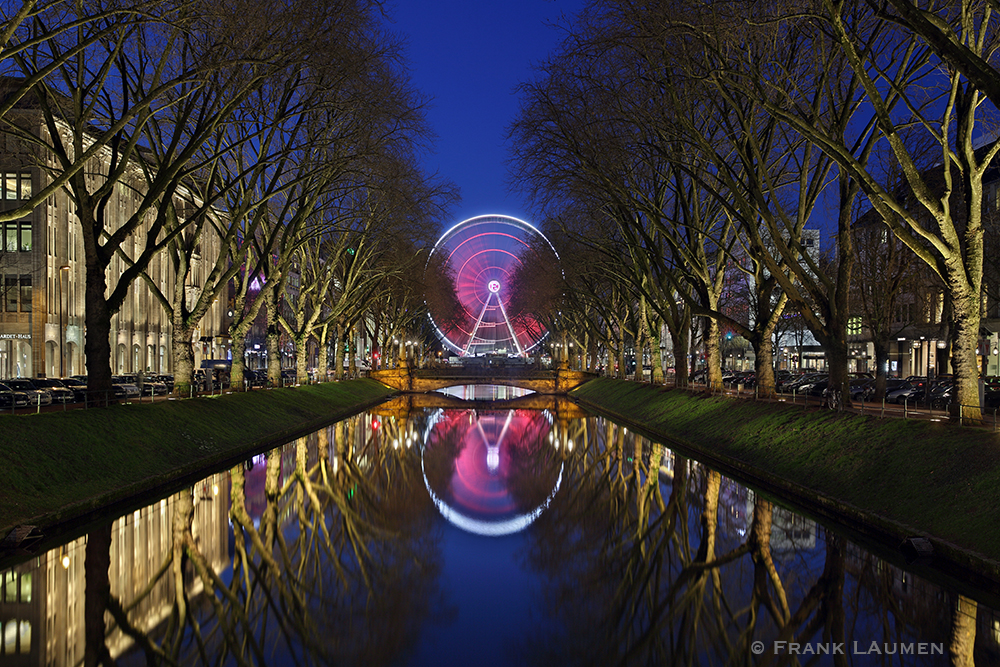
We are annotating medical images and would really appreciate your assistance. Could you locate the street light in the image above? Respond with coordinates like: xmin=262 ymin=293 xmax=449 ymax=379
xmin=58 ymin=265 xmax=70 ymax=377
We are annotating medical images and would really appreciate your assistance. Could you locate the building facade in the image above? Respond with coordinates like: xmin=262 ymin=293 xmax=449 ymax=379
xmin=0 ymin=114 xmax=228 ymax=380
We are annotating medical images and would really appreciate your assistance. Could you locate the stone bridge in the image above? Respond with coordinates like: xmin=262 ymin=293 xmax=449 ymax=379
xmin=370 ymin=364 xmax=596 ymax=395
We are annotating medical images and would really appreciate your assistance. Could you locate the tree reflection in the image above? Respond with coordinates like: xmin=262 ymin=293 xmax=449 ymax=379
xmin=87 ymin=414 xmax=443 ymax=665
xmin=520 ymin=417 xmax=983 ymax=666
xmin=59 ymin=408 xmax=995 ymax=665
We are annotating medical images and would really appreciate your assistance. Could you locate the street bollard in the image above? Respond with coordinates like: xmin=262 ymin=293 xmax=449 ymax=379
xmin=903 ymin=399 xmax=908 ymax=419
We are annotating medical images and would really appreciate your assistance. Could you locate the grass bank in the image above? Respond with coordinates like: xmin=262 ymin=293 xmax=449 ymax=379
xmin=571 ymin=378 xmax=1000 ymax=589
xmin=0 ymin=379 xmax=394 ymax=534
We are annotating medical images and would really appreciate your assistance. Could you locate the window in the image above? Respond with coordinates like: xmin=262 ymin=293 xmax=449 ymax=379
xmin=19 ymin=275 xmax=30 ymax=312
xmin=3 ymin=275 xmax=32 ymax=313
xmin=1 ymin=220 xmax=31 ymax=252
xmin=4 ymin=276 xmax=16 ymax=312
xmin=1 ymin=172 xmax=30 ymax=200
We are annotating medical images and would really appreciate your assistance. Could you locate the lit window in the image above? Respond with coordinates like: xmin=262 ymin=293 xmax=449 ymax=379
xmin=2 ymin=619 xmax=13 ymax=654
xmin=1 ymin=172 xmax=30 ymax=200
xmin=1 ymin=220 xmax=31 ymax=252
xmin=2 ymin=572 xmax=13 ymax=602
xmin=17 ymin=621 xmax=28 ymax=653
xmin=18 ymin=221 xmax=30 ymax=251
xmin=19 ymin=573 xmax=30 ymax=603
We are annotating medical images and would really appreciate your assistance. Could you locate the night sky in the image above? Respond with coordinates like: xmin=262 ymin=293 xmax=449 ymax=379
xmin=387 ymin=0 xmax=585 ymax=232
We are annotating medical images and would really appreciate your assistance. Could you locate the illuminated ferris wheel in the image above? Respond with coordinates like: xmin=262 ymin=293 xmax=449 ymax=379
xmin=427 ymin=214 xmax=559 ymax=357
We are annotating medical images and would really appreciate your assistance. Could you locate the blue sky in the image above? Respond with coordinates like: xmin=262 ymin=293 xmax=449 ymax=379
xmin=387 ymin=0 xmax=584 ymax=231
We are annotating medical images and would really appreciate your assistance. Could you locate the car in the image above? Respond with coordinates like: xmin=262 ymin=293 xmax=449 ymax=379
xmin=849 ymin=378 xmax=875 ymax=401
xmin=0 ymin=382 xmax=30 ymax=408
xmin=6 ymin=379 xmax=53 ymax=406
xmin=242 ymin=369 xmax=267 ymax=388
xmin=155 ymin=374 xmax=175 ymax=391
xmin=31 ymin=378 xmax=76 ymax=403
xmin=789 ymin=373 xmax=828 ymax=394
xmin=60 ymin=377 xmax=90 ymax=402
xmin=928 ymin=380 xmax=954 ymax=409
xmin=886 ymin=379 xmax=931 ymax=404
xmin=139 ymin=376 xmax=169 ymax=396
xmin=120 ymin=374 xmax=168 ymax=396
xmin=111 ymin=376 xmax=141 ymax=398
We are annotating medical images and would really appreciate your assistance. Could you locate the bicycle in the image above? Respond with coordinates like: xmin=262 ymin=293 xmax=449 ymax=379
xmin=825 ymin=384 xmax=842 ymax=411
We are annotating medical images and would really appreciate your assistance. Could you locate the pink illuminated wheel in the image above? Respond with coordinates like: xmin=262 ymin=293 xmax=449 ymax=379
xmin=427 ymin=214 xmax=559 ymax=356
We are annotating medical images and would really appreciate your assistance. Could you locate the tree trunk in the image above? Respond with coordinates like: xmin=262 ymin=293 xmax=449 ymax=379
xmin=951 ymin=285 xmax=983 ymax=421
xmin=754 ymin=334 xmax=776 ymax=398
xmin=231 ymin=335 xmax=247 ymax=390
xmin=84 ymin=265 xmax=113 ymax=403
xmin=265 ymin=288 xmax=282 ymax=387
xmin=826 ymin=339 xmax=851 ymax=408
xmin=334 ymin=321 xmax=346 ymax=380
xmin=317 ymin=323 xmax=330 ymax=382
xmin=873 ymin=336 xmax=890 ymax=401
xmin=172 ymin=320 xmax=196 ymax=397
xmin=672 ymin=321 xmax=690 ymax=387
xmin=296 ymin=336 xmax=309 ymax=384
xmin=704 ymin=316 xmax=722 ymax=391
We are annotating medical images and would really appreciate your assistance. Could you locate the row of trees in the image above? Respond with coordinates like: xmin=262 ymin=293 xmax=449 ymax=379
xmin=0 ymin=0 xmax=456 ymax=396
xmin=506 ymin=0 xmax=1000 ymax=415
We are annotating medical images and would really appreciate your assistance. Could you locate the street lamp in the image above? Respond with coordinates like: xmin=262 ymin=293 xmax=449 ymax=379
xmin=58 ymin=265 xmax=70 ymax=377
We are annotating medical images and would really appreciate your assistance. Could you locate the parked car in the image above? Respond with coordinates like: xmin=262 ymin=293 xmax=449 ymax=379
xmin=7 ymin=379 xmax=53 ymax=406
xmin=849 ymin=378 xmax=875 ymax=401
xmin=806 ymin=378 xmax=832 ymax=396
xmin=243 ymin=369 xmax=267 ymax=388
xmin=886 ymin=378 xmax=932 ymax=404
xmin=60 ymin=377 xmax=90 ymax=402
xmin=0 ymin=382 xmax=30 ymax=408
xmin=787 ymin=373 xmax=828 ymax=394
xmin=111 ymin=376 xmax=141 ymax=398
xmin=928 ymin=380 xmax=954 ymax=409
xmin=31 ymin=378 xmax=76 ymax=403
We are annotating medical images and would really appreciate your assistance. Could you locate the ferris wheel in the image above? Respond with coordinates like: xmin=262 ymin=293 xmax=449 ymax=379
xmin=426 ymin=214 xmax=559 ymax=357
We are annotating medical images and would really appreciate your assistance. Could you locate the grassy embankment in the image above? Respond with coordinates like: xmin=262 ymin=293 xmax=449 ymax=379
xmin=0 ymin=379 xmax=394 ymax=534
xmin=571 ymin=378 xmax=1000 ymax=580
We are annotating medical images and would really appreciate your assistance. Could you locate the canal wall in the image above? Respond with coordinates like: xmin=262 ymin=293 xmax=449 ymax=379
xmin=0 ymin=379 xmax=396 ymax=540
xmin=570 ymin=377 xmax=1000 ymax=603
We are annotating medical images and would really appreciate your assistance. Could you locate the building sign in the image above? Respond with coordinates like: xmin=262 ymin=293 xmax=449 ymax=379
xmin=0 ymin=333 xmax=31 ymax=340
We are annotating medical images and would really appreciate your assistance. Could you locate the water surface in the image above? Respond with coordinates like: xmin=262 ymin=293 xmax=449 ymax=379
xmin=0 ymin=388 xmax=996 ymax=665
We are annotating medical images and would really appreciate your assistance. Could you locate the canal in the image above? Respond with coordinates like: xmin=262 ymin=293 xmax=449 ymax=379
xmin=0 ymin=385 xmax=996 ymax=665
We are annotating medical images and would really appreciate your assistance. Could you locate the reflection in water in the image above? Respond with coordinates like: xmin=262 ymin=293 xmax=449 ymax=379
xmin=435 ymin=384 xmax=534 ymax=400
xmin=422 ymin=408 xmax=562 ymax=536
xmin=0 ymin=388 xmax=997 ymax=665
